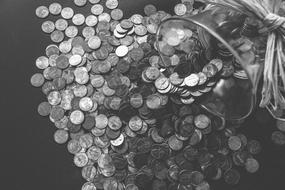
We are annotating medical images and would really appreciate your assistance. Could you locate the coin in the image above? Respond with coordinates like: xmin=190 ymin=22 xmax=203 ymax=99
xmin=55 ymin=19 xmax=68 ymax=31
xmin=106 ymin=0 xmax=118 ymax=10
xmin=202 ymin=63 xmax=218 ymax=78
xmin=91 ymin=4 xmax=104 ymax=16
xmin=272 ymin=131 xmax=285 ymax=145
xmin=111 ymin=9 xmax=124 ymax=21
xmin=65 ymin=26 xmax=79 ymax=38
xmin=79 ymin=133 xmax=93 ymax=149
xmin=82 ymin=182 xmax=97 ymax=190
xmin=95 ymin=114 xmax=108 ymax=129
xmin=82 ymin=165 xmax=97 ymax=181
xmin=49 ymin=3 xmax=62 ymax=15
xmin=51 ymin=30 xmax=64 ymax=43
xmin=115 ymin=45 xmax=129 ymax=57
xmin=31 ymin=73 xmax=45 ymax=87
xmin=36 ymin=56 xmax=49 ymax=70
xmin=56 ymin=54 xmax=69 ymax=69
xmin=74 ymin=0 xmax=87 ymax=7
xmin=245 ymin=158 xmax=259 ymax=173
xmin=98 ymin=13 xmax=111 ymax=22
xmin=74 ymin=152 xmax=89 ymax=167
xmin=276 ymin=119 xmax=285 ymax=132
xmin=61 ymin=7 xmax=74 ymax=19
xmin=194 ymin=114 xmax=211 ymax=129
xmin=144 ymin=4 xmax=157 ymax=16
xmin=174 ymin=3 xmax=187 ymax=16
xmin=50 ymin=105 xmax=65 ymax=121
xmin=168 ymin=135 xmax=183 ymax=151
xmin=85 ymin=15 xmax=98 ymax=27
xmin=129 ymin=116 xmax=143 ymax=132
xmin=247 ymin=140 xmax=262 ymax=155
xmin=88 ymin=36 xmax=102 ymax=49
xmin=36 ymin=6 xmax=49 ymax=18
xmin=59 ymin=41 xmax=72 ymax=54
xmin=108 ymin=116 xmax=122 ymax=130
xmin=224 ymin=169 xmax=240 ymax=185
xmin=41 ymin=21 xmax=55 ymax=34
xmin=111 ymin=133 xmax=125 ymax=146
xmin=134 ymin=25 xmax=148 ymax=36
xmin=70 ymin=110 xmax=85 ymax=125
xmin=89 ymin=0 xmax=101 ymax=3
xmin=73 ymin=14 xmax=85 ymax=26
xmin=54 ymin=129 xmax=69 ymax=144
xmin=67 ymin=139 xmax=82 ymax=154
xmin=228 ymin=136 xmax=242 ymax=151
xmin=184 ymin=73 xmax=200 ymax=87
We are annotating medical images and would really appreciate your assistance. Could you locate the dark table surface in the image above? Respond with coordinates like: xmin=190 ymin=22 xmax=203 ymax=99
xmin=1 ymin=0 xmax=285 ymax=190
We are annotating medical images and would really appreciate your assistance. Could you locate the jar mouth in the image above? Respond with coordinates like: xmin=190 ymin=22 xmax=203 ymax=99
xmin=156 ymin=6 xmax=262 ymax=121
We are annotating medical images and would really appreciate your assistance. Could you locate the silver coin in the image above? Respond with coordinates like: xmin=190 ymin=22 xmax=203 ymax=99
xmin=54 ymin=129 xmax=69 ymax=144
xmin=79 ymin=97 xmax=94 ymax=111
xmin=36 ymin=56 xmax=49 ymax=69
xmin=65 ymin=26 xmax=79 ymax=38
xmin=91 ymin=4 xmax=104 ymax=15
xmin=61 ymin=7 xmax=74 ymax=19
xmin=98 ymin=13 xmax=111 ymax=22
xmin=41 ymin=21 xmax=55 ymax=34
xmin=85 ymin=15 xmax=98 ymax=27
xmin=74 ymin=67 xmax=89 ymax=84
xmin=74 ymin=152 xmax=89 ymax=167
xmin=70 ymin=110 xmax=85 ymax=125
xmin=67 ymin=139 xmax=82 ymax=154
xmin=59 ymin=40 xmax=72 ymax=54
xmin=72 ymin=14 xmax=85 ymax=26
xmin=55 ymin=19 xmax=68 ymax=31
xmin=48 ymin=54 xmax=59 ymax=67
xmin=88 ymin=36 xmax=102 ymax=49
xmin=50 ymin=30 xmax=65 ymax=43
xmin=82 ymin=165 xmax=97 ymax=181
xmin=82 ymin=26 xmax=96 ymax=39
xmin=105 ymin=0 xmax=118 ymax=10
xmin=89 ymin=0 xmax=101 ymax=4
xmin=49 ymin=3 xmax=62 ymax=15
xmin=48 ymin=91 xmax=62 ymax=106
xmin=69 ymin=54 xmax=83 ymax=66
xmin=82 ymin=182 xmax=97 ymax=190
xmin=36 ymin=6 xmax=49 ymax=18
xmin=74 ymin=0 xmax=87 ymax=7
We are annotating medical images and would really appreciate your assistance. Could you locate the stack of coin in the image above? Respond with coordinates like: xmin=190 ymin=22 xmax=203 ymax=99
xmin=32 ymin=1 xmax=262 ymax=190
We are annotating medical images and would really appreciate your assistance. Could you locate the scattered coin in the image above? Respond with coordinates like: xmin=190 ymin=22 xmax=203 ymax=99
xmin=74 ymin=0 xmax=87 ymax=7
xmin=49 ymin=3 xmax=62 ymax=15
xmin=61 ymin=7 xmax=74 ymax=19
xmin=36 ymin=6 xmax=49 ymax=18
xmin=72 ymin=14 xmax=85 ymax=26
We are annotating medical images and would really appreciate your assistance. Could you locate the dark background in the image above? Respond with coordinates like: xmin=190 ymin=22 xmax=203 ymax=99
xmin=0 ymin=0 xmax=285 ymax=189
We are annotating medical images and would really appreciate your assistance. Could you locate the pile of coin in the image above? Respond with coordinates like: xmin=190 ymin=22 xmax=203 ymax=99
xmin=32 ymin=1 xmax=261 ymax=190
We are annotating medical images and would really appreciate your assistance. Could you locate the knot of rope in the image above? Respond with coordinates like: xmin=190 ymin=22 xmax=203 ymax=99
xmin=264 ymin=13 xmax=285 ymax=31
